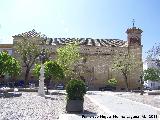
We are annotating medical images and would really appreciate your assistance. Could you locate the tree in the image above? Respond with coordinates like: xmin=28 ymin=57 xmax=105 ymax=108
xmin=0 ymin=52 xmax=21 ymax=82
xmin=144 ymin=43 xmax=160 ymax=84
xmin=7 ymin=58 xmax=21 ymax=80
xmin=33 ymin=60 xmax=64 ymax=93
xmin=147 ymin=43 xmax=160 ymax=66
xmin=15 ymin=37 xmax=41 ymax=86
xmin=112 ymin=54 xmax=140 ymax=91
xmin=56 ymin=42 xmax=80 ymax=80
xmin=143 ymin=68 xmax=160 ymax=81
xmin=33 ymin=64 xmax=41 ymax=80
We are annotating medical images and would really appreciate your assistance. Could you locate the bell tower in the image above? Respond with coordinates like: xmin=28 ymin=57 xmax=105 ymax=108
xmin=126 ymin=19 xmax=143 ymax=46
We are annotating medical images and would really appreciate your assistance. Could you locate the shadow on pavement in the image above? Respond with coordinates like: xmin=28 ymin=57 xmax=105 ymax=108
xmin=66 ymin=110 xmax=97 ymax=116
xmin=0 ymin=92 xmax=22 ymax=98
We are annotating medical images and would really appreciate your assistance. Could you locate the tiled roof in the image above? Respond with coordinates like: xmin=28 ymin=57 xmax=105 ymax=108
xmin=50 ymin=38 xmax=127 ymax=47
xmin=13 ymin=29 xmax=127 ymax=47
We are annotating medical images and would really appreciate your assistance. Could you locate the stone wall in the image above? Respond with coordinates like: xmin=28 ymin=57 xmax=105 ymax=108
xmin=12 ymin=27 xmax=143 ymax=90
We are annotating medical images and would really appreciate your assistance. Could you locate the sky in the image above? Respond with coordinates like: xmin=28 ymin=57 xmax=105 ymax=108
xmin=0 ymin=0 xmax=160 ymax=60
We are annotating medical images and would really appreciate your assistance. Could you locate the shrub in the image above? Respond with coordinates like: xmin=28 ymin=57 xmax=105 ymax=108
xmin=66 ymin=79 xmax=86 ymax=100
xmin=105 ymin=78 xmax=117 ymax=86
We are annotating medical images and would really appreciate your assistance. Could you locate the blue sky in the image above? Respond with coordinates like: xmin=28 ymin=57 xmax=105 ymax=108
xmin=0 ymin=0 xmax=160 ymax=60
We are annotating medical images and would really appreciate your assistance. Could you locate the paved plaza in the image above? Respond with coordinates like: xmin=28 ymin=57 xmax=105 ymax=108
xmin=0 ymin=92 xmax=66 ymax=120
xmin=0 ymin=91 xmax=160 ymax=120
xmin=60 ymin=91 xmax=160 ymax=120
xmin=0 ymin=91 xmax=99 ymax=120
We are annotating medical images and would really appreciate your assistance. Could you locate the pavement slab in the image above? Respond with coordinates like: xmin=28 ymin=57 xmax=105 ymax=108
xmin=59 ymin=91 xmax=160 ymax=120
xmin=86 ymin=91 xmax=160 ymax=120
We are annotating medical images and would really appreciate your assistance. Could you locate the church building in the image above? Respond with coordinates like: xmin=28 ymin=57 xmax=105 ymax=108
xmin=12 ymin=25 xmax=143 ymax=90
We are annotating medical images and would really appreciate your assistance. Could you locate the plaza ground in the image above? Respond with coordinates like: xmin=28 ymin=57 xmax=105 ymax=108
xmin=0 ymin=90 xmax=160 ymax=120
xmin=59 ymin=91 xmax=160 ymax=120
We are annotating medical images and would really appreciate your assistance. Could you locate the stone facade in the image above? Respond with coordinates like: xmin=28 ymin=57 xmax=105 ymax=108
xmin=0 ymin=44 xmax=13 ymax=55
xmin=12 ymin=27 xmax=143 ymax=90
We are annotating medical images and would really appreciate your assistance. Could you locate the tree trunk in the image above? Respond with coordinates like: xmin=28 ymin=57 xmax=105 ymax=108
xmin=140 ymin=84 xmax=143 ymax=95
xmin=140 ymin=76 xmax=144 ymax=95
xmin=0 ymin=75 xmax=5 ymax=85
xmin=124 ymin=75 xmax=129 ymax=91
xmin=24 ymin=68 xmax=30 ymax=88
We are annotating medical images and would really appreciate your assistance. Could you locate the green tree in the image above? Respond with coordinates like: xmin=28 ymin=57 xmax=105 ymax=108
xmin=112 ymin=54 xmax=141 ymax=91
xmin=143 ymin=68 xmax=160 ymax=81
xmin=7 ymin=57 xmax=21 ymax=80
xmin=15 ymin=37 xmax=41 ymax=86
xmin=33 ymin=60 xmax=64 ymax=93
xmin=0 ymin=52 xmax=21 ymax=81
xmin=33 ymin=64 xmax=41 ymax=79
xmin=56 ymin=42 xmax=80 ymax=79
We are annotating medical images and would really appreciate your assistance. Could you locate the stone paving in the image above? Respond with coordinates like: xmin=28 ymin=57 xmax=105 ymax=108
xmin=1 ymin=91 xmax=160 ymax=120
xmin=113 ymin=91 xmax=160 ymax=109
xmin=0 ymin=91 xmax=100 ymax=120
xmin=85 ymin=91 xmax=160 ymax=120
xmin=0 ymin=92 xmax=65 ymax=120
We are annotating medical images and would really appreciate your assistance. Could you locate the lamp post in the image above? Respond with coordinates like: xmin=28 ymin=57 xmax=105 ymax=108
xmin=38 ymin=49 xmax=46 ymax=97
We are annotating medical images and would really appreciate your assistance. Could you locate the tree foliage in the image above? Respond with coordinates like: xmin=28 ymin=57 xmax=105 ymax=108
xmin=143 ymin=68 xmax=160 ymax=81
xmin=0 ymin=52 xmax=21 ymax=78
xmin=44 ymin=61 xmax=64 ymax=80
xmin=33 ymin=60 xmax=64 ymax=80
xmin=14 ymin=37 xmax=41 ymax=85
xmin=105 ymin=78 xmax=117 ymax=86
xmin=56 ymin=42 xmax=80 ymax=79
xmin=112 ymin=54 xmax=141 ymax=91
xmin=33 ymin=60 xmax=64 ymax=92
xmin=147 ymin=43 xmax=160 ymax=67
xmin=145 ymin=43 xmax=160 ymax=81
xmin=147 ymin=43 xmax=160 ymax=58
xmin=33 ymin=64 xmax=41 ymax=79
